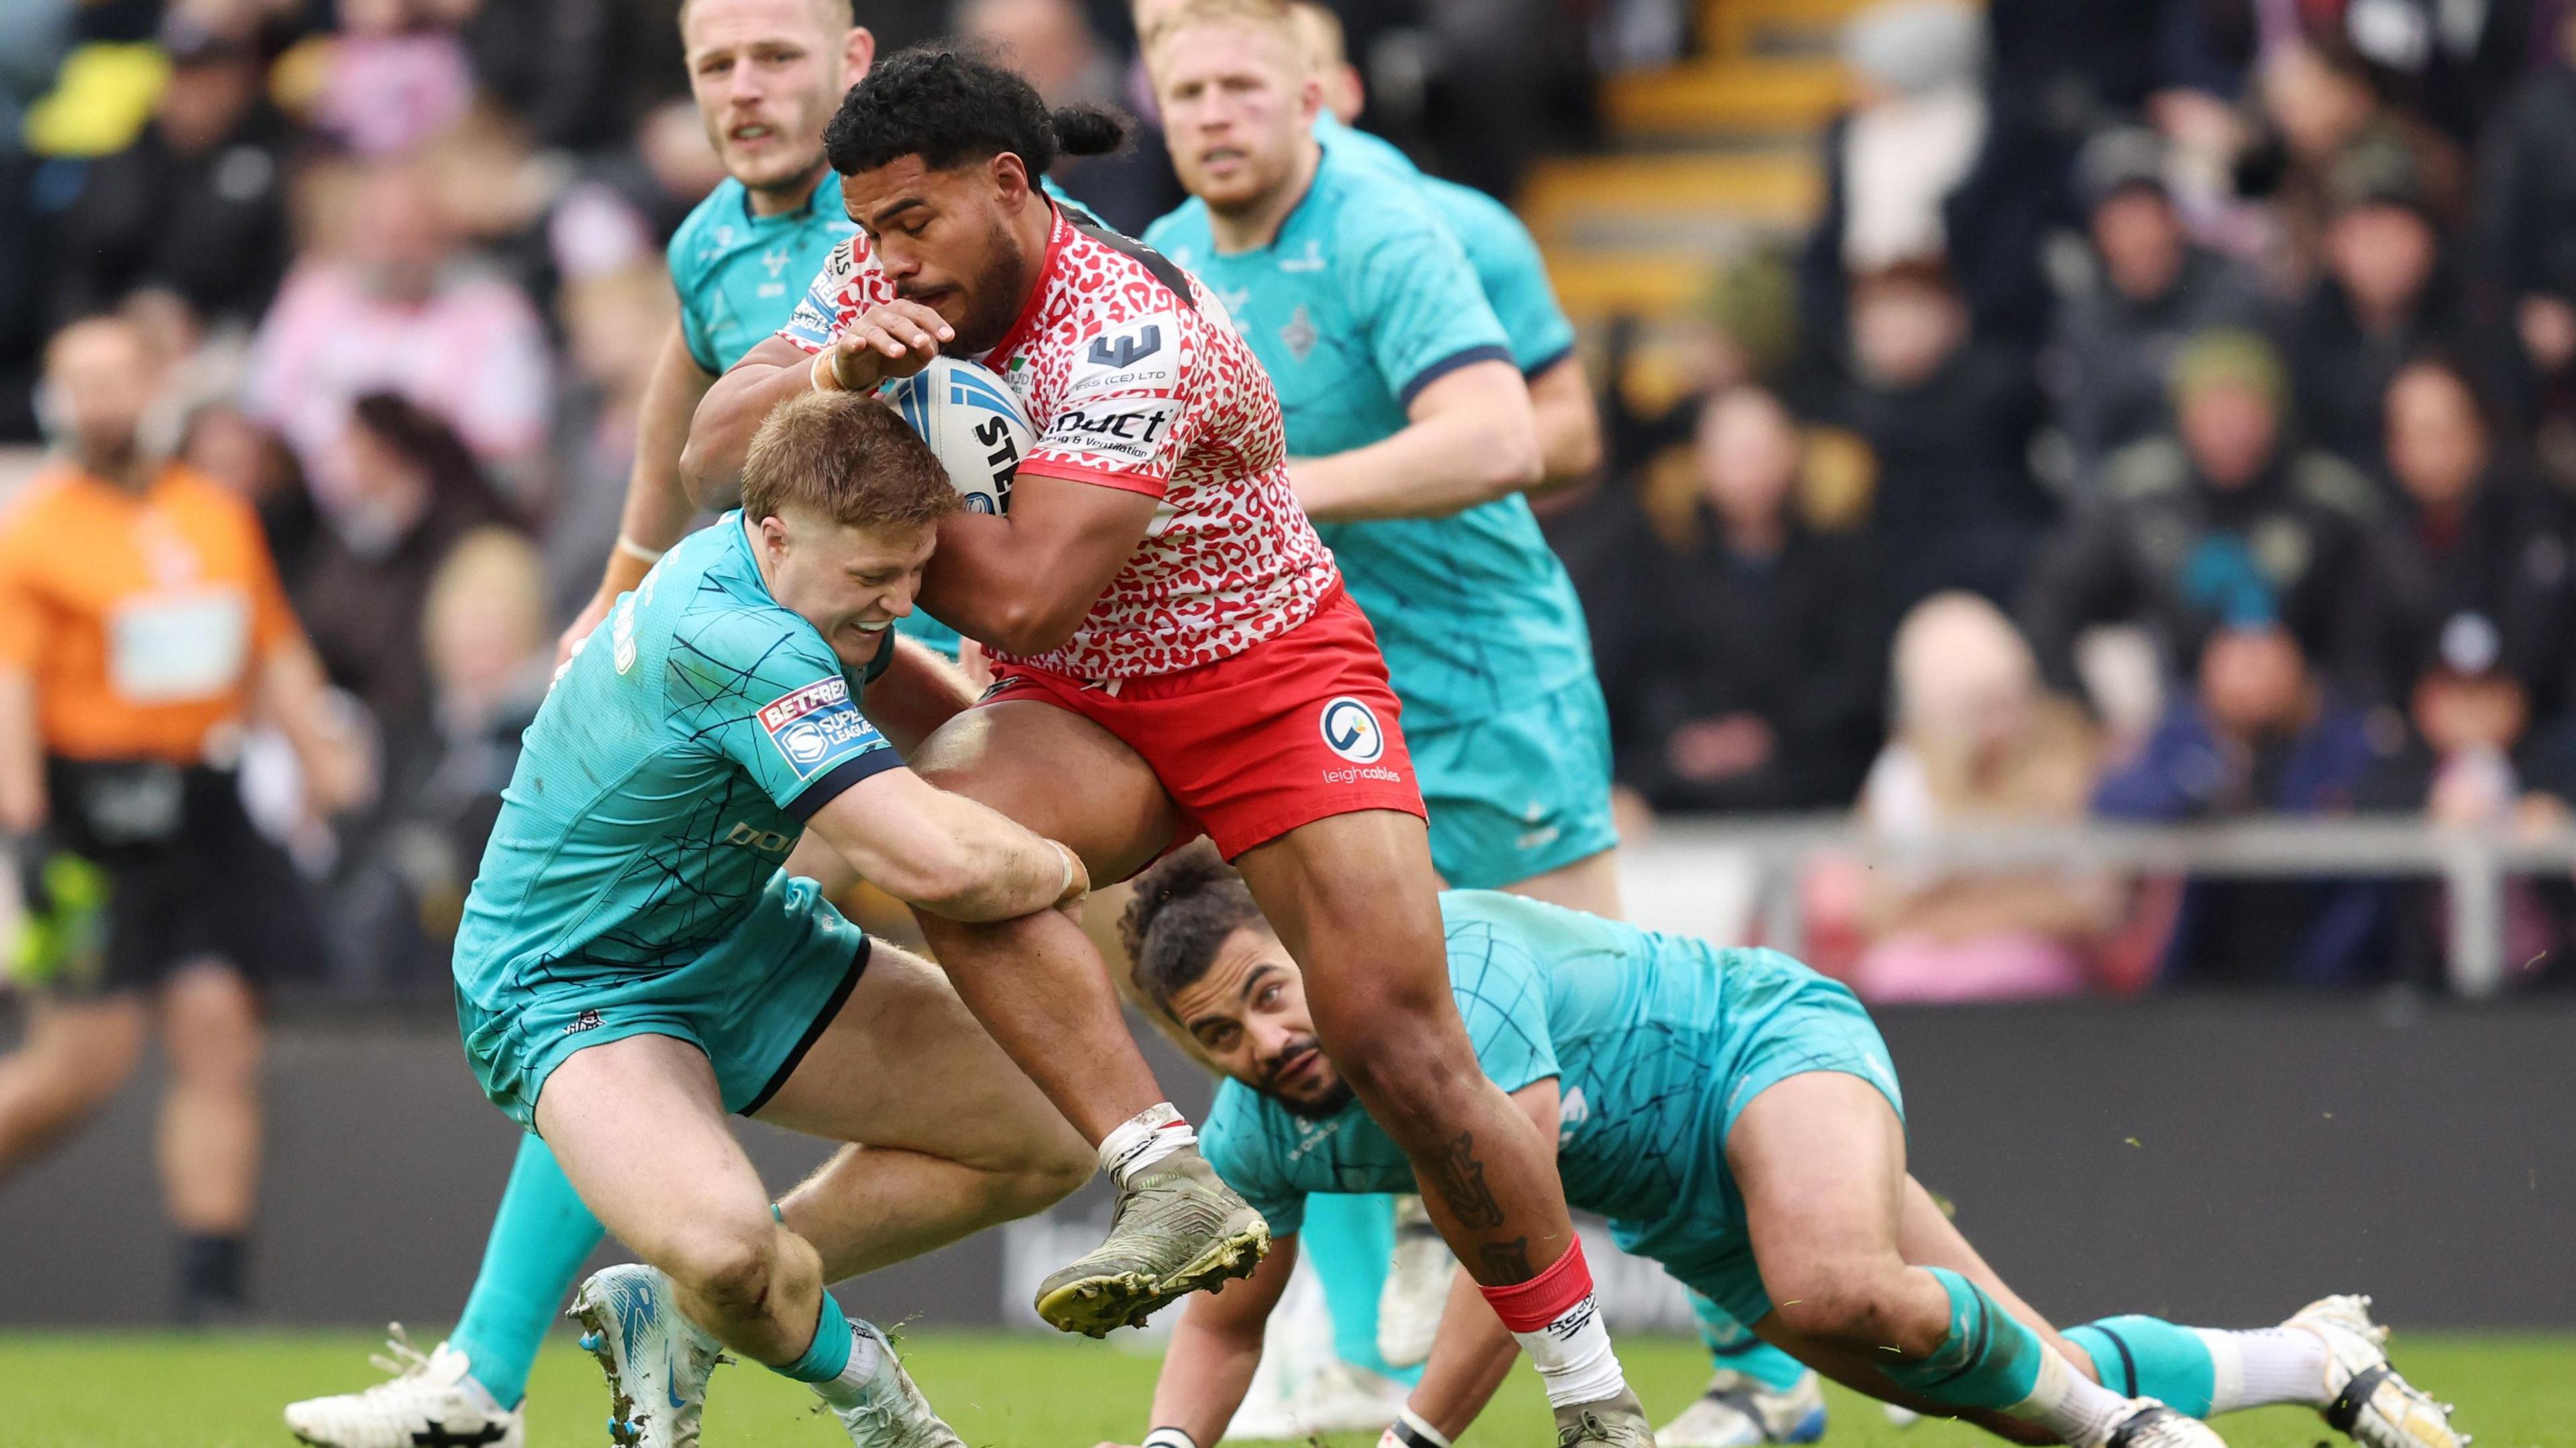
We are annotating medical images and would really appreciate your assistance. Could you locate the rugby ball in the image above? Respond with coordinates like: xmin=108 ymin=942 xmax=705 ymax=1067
xmin=881 ymin=356 xmax=1033 ymax=515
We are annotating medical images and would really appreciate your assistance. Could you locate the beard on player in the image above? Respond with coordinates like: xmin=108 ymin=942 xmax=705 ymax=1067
xmin=824 ymin=46 xmax=1133 ymax=352
xmin=1255 ymin=1032 xmax=1356 ymax=1121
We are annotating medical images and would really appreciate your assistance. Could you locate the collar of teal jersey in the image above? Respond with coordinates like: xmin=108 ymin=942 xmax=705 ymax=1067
xmin=1210 ymin=135 xmax=1328 ymax=259
xmin=733 ymin=168 xmax=846 ymax=229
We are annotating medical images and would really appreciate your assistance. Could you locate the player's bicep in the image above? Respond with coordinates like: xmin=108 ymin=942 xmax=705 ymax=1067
xmin=1354 ymin=221 xmax=1512 ymax=408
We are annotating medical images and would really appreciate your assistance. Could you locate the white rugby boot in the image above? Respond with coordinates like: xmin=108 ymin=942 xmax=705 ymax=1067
xmin=2289 ymin=1294 xmax=2469 ymax=1448
xmin=824 ymin=1319 xmax=969 ymax=1448
xmin=567 ymin=1265 xmax=724 ymax=1447
xmin=1377 ymin=1194 xmax=1454 ymax=1369
xmin=1658 ymin=1366 xmax=1829 ymax=1447
xmin=2102 ymin=1400 xmax=2229 ymax=1448
xmin=285 ymin=1327 xmax=523 ymax=1448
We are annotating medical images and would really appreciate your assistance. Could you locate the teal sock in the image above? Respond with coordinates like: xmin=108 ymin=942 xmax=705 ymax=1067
xmin=1878 ymin=1268 xmax=2047 ymax=1411
xmin=782 ymin=1294 xmax=855 ymax=1383
xmin=449 ymin=1135 xmax=606 ymax=1407
xmin=1690 ymin=1288 xmax=1811 ymax=1392
xmin=1303 ymin=1193 xmax=1422 ymax=1384
xmin=2066 ymin=1317 xmax=2217 ymax=1418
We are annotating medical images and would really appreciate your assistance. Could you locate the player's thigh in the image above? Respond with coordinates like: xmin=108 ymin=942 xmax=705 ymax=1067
xmin=534 ymin=1032 xmax=772 ymax=1264
xmin=1232 ymin=807 xmax=1458 ymax=1038
xmin=8 ymin=991 xmax=148 ymax=1105
xmin=158 ymin=958 xmax=261 ymax=1083
xmin=751 ymin=942 xmax=1089 ymax=1174
xmin=1727 ymin=1072 xmax=1912 ymax=1300
xmin=910 ymin=699 xmax=1180 ymax=877
xmin=1499 ymin=848 xmax=1623 ymax=917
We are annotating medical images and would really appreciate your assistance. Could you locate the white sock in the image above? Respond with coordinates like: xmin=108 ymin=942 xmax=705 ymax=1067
xmin=2196 ymin=1327 xmax=2332 ymax=1412
xmin=1099 ymin=1102 xmax=1197 ymax=1188
xmin=1510 ymin=1291 xmax=1628 ymax=1411
xmin=808 ymin=1325 xmax=886 ymax=1410
xmin=2010 ymin=1344 xmax=2135 ymax=1448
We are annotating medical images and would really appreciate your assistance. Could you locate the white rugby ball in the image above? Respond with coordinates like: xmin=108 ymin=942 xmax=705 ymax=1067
xmin=880 ymin=356 xmax=1033 ymax=515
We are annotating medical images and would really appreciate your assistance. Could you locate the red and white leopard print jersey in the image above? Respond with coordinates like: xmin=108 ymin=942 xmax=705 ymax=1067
xmin=776 ymin=205 xmax=1340 ymax=679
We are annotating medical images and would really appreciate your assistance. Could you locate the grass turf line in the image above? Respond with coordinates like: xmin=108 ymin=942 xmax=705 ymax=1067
xmin=5 ymin=1330 xmax=2570 ymax=1447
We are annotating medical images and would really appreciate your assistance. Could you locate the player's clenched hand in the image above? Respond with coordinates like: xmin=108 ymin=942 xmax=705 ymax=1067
xmin=1050 ymin=839 xmax=1091 ymax=908
xmin=824 ymin=301 xmax=956 ymax=390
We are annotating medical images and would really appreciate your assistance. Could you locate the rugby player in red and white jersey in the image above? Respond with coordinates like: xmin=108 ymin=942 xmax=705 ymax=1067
xmin=684 ymin=46 xmax=1652 ymax=1446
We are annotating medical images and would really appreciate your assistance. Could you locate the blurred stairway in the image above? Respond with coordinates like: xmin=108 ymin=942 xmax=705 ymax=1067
xmin=1525 ymin=0 xmax=1893 ymax=321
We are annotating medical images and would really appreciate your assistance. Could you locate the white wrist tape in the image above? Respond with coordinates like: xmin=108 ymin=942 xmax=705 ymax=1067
xmin=1143 ymin=1429 xmax=1197 ymax=1448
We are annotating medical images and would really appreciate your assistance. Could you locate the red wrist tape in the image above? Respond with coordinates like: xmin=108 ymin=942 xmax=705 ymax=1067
xmin=1476 ymin=1237 xmax=1595 ymax=1333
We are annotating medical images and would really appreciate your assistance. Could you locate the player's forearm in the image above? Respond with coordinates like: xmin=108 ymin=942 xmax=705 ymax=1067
xmin=258 ymin=641 xmax=364 ymax=811
xmin=1148 ymin=1300 xmax=1270 ymax=1447
xmin=1291 ymin=373 xmax=1543 ymax=523
xmin=1407 ymin=1266 xmax=1520 ymax=1439
xmin=1527 ymin=357 xmax=1602 ymax=496
xmin=681 ymin=339 xmax=821 ymax=500
xmin=819 ymin=772 xmax=1083 ymax=922
xmin=0 ymin=669 xmax=44 ymax=831
xmin=616 ymin=329 xmax=718 ymax=553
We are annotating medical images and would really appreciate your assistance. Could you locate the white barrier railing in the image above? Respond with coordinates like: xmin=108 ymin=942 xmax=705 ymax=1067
xmin=1615 ymin=816 xmax=2576 ymax=999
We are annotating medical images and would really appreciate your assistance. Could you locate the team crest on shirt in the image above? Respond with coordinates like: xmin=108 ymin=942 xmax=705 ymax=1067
xmin=758 ymin=677 xmax=875 ymax=778
xmin=1280 ymin=305 xmax=1320 ymax=363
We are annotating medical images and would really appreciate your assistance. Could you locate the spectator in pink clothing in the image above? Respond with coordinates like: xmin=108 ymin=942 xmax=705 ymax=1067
xmin=305 ymin=0 xmax=476 ymax=158
xmin=244 ymin=160 xmax=553 ymax=511
xmin=1848 ymin=592 xmax=2120 ymax=1001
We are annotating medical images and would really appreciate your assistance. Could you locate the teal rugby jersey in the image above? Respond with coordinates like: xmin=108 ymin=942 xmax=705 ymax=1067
xmin=1199 ymin=892 xmax=1882 ymax=1243
xmin=1142 ymin=141 xmax=1594 ymax=725
xmin=669 ymin=174 xmax=961 ymax=658
xmin=1312 ymin=114 xmax=1578 ymax=378
xmin=453 ymin=514 xmax=900 ymax=1001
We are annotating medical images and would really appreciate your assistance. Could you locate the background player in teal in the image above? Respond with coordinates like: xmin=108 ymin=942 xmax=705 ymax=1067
xmin=286 ymin=2 xmax=943 ymax=1441
xmin=557 ymin=0 xmax=963 ymax=668
xmin=476 ymin=391 xmax=1101 ymax=1448
xmin=1140 ymin=0 xmax=1618 ymax=920
xmin=1104 ymin=847 xmax=2466 ymax=1448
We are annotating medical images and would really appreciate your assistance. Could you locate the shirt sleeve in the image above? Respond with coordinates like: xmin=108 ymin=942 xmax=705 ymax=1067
xmin=1347 ymin=197 xmax=1515 ymax=411
xmin=774 ymin=238 xmax=892 ymax=356
xmin=667 ymin=229 xmax=720 ymax=374
xmin=1017 ymin=306 xmax=1201 ymax=498
xmin=1445 ymin=916 xmax=1560 ymax=1094
xmin=669 ymin=606 xmax=902 ymax=820
xmin=1442 ymin=189 xmax=1578 ymax=376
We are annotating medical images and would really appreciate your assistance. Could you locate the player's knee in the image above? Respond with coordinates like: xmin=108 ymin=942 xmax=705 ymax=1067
xmin=665 ymin=1222 xmax=780 ymax=1318
xmin=1767 ymin=1258 xmax=1914 ymax=1349
xmin=162 ymin=966 xmax=262 ymax=1088
xmin=992 ymin=1148 xmax=1093 ymax=1221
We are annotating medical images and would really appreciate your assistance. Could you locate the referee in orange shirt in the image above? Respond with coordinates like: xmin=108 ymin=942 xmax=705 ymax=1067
xmin=0 ymin=315 xmax=364 ymax=1321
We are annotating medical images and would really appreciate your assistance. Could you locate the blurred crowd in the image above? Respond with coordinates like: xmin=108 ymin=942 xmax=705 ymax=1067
xmin=3 ymin=0 xmax=2575 ymax=1000
xmin=1547 ymin=0 xmax=2576 ymax=995
xmin=0 ymin=0 xmax=1596 ymax=1003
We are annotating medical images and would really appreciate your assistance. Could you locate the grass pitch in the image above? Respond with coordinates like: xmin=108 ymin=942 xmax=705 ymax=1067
xmin=5 ymin=1329 xmax=2569 ymax=1448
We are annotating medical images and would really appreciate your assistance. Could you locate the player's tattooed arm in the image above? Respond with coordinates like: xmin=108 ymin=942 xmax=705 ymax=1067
xmin=804 ymin=766 xmax=1089 ymax=922
xmin=1290 ymin=359 xmax=1543 ymax=523
xmin=1113 ymin=1229 xmax=1299 ymax=1448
